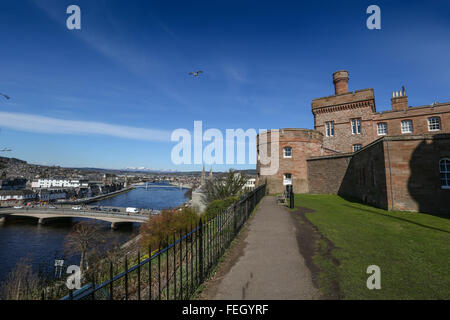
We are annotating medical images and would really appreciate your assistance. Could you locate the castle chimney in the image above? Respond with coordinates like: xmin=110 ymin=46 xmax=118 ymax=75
xmin=391 ymin=86 xmax=408 ymax=111
xmin=333 ymin=70 xmax=349 ymax=95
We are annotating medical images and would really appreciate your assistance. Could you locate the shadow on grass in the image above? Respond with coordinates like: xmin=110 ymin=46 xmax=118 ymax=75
xmin=342 ymin=203 xmax=450 ymax=235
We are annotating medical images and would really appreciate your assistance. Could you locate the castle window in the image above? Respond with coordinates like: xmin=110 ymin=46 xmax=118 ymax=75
xmin=353 ymin=144 xmax=362 ymax=152
xmin=440 ymin=159 xmax=450 ymax=189
xmin=401 ymin=120 xmax=413 ymax=134
xmin=351 ymin=118 xmax=361 ymax=134
xmin=283 ymin=173 xmax=292 ymax=185
xmin=428 ymin=117 xmax=441 ymax=131
xmin=325 ymin=121 xmax=334 ymax=137
xmin=377 ymin=122 xmax=388 ymax=136
xmin=283 ymin=147 xmax=292 ymax=158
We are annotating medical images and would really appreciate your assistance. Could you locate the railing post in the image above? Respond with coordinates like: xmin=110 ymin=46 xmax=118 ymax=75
xmin=245 ymin=198 xmax=249 ymax=221
xmin=148 ymin=246 xmax=152 ymax=301
xmin=199 ymin=219 xmax=204 ymax=282
xmin=166 ymin=236 xmax=169 ymax=300
xmin=173 ymin=234 xmax=176 ymax=300
xmin=185 ymin=227 xmax=189 ymax=298
xmin=91 ymin=272 xmax=96 ymax=300
xmin=109 ymin=261 xmax=113 ymax=300
xmin=179 ymin=230 xmax=183 ymax=300
xmin=124 ymin=255 xmax=128 ymax=300
xmin=233 ymin=204 xmax=237 ymax=236
xmin=158 ymin=243 xmax=161 ymax=300
xmin=137 ymin=249 xmax=141 ymax=300
xmin=190 ymin=223 xmax=194 ymax=297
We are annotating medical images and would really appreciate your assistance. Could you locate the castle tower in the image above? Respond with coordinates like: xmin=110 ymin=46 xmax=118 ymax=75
xmin=333 ymin=70 xmax=349 ymax=95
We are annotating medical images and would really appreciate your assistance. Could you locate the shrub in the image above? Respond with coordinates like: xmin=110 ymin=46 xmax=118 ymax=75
xmin=203 ymin=169 xmax=248 ymax=204
xmin=139 ymin=207 xmax=199 ymax=250
xmin=202 ymin=196 xmax=238 ymax=221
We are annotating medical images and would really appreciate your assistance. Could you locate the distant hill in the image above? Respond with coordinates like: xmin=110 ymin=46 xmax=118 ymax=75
xmin=0 ymin=156 xmax=256 ymax=178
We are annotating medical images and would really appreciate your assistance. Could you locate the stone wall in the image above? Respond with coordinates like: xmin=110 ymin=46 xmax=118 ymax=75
xmin=385 ymin=134 xmax=450 ymax=214
xmin=338 ymin=139 xmax=389 ymax=209
xmin=307 ymin=134 xmax=450 ymax=214
xmin=307 ymin=154 xmax=352 ymax=194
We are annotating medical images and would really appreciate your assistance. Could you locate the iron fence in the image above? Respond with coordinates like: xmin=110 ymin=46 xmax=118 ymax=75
xmin=51 ymin=184 xmax=266 ymax=300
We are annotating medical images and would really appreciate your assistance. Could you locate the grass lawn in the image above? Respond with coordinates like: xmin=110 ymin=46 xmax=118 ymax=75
xmin=294 ymin=194 xmax=450 ymax=299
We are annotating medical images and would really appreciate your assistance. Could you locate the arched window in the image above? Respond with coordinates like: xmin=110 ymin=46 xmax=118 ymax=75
xmin=440 ymin=158 xmax=450 ymax=189
xmin=283 ymin=147 xmax=292 ymax=158
xmin=283 ymin=173 xmax=292 ymax=185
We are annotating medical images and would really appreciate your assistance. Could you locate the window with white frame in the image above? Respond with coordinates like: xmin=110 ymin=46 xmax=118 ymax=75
xmin=325 ymin=121 xmax=334 ymax=137
xmin=353 ymin=144 xmax=362 ymax=152
xmin=428 ymin=117 xmax=441 ymax=131
xmin=351 ymin=118 xmax=361 ymax=134
xmin=401 ymin=120 xmax=413 ymax=134
xmin=283 ymin=173 xmax=292 ymax=185
xmin=440 ymin=158 xmax=450 ymax=189
xmin=283 ymin=147 xmax=292 ymax=158
xmin=377 ymin=122 xmax=388 ymax=136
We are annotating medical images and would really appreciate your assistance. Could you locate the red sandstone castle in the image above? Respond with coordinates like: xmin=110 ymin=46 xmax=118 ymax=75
xmin=257 ymin=71 xmax=450 ymax=214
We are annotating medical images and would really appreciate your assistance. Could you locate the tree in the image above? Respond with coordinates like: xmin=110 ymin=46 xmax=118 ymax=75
xmin=140 ymin=207 xmax=199 ymax=250
xmin=63 ymin=221 xmax=103 ymax=272
xmin=1 ymin=257 xmax=40 ymax=300
xmin=203 ymin=169 xmax=248 ymax=204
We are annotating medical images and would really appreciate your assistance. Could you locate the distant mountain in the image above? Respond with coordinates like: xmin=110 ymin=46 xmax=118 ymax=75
xmin=124 ymin=167 xmax=178 ymax=173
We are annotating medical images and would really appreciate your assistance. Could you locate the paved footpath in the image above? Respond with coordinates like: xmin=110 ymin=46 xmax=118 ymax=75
xmin=211 ymin=196 xmax=319 ymax=300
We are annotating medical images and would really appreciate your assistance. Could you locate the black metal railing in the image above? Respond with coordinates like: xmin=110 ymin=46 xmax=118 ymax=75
xmin=53 ymin=184 xmax=266 ymax=300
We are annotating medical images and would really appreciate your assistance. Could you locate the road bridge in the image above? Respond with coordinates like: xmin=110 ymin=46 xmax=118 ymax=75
xmin=0 ymin=207 xmax=149 ymax=229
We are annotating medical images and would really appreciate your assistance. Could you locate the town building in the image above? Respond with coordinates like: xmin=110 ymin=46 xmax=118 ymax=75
xmin=0 ymin=178 xmax=27 ymax=190
xmin=0 ymin=190 xmax=36 ymax=203
xmin=37 ymin=189 xmax=67 ymax=202
xmin=257 ymin=71 xmax=450 ymax=214
xmin=31 ymin=178 xmax=89 ymax=189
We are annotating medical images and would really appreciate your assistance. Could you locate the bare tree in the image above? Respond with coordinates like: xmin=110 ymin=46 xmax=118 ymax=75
xmin=63 ymin=221 xmax=103 ymax=272
xmin=1 ymin=257 xmax=40 ymax=300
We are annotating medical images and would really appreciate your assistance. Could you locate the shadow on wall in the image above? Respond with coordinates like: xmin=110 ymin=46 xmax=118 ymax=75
xmin=408 ymin=134 xmax=450 ymax=217
xmin=338 ymin=141 xmax=389 ymax=210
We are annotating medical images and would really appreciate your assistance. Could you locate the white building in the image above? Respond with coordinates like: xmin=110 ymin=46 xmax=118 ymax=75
xmin=244 ymin=178 xmax=256 ymax=190
xmin=31 ymin=178 xmax=88 ymax=189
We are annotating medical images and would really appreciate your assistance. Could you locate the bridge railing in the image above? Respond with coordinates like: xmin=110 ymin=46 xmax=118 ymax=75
xmin=53 ymin=184 xmax=266 ymax=300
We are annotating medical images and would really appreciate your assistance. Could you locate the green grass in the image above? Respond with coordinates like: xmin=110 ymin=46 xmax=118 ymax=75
xmin=294 ymin=194 xmax=450 ymax=299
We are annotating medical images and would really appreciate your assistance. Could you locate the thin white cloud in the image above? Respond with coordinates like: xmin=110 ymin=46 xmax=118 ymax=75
xmin=32 ymin=0 xmax=187 ymax=106
xmin=0 ymin=112 xmax=171 ymax=142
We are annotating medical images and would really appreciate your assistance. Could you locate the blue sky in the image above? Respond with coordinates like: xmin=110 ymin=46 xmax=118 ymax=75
xmin=0 ymin=0 xmax=449 ymax=171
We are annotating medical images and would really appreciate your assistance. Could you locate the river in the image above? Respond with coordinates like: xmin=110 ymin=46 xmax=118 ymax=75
xmin=0 ymin=183 xmax=188 ymax=283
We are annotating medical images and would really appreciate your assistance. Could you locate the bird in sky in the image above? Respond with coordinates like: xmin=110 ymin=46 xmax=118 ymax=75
xmin=189 ymin=70 xmax=203 ymax=78
xmin=0 ymin=93 xmax=10 ymax=100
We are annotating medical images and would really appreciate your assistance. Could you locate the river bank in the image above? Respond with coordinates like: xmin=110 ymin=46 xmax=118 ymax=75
xmin=57 ymin=186 xmax=134 ymax=205
xmin=0 ymin=184 xmax=188 ymax=283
